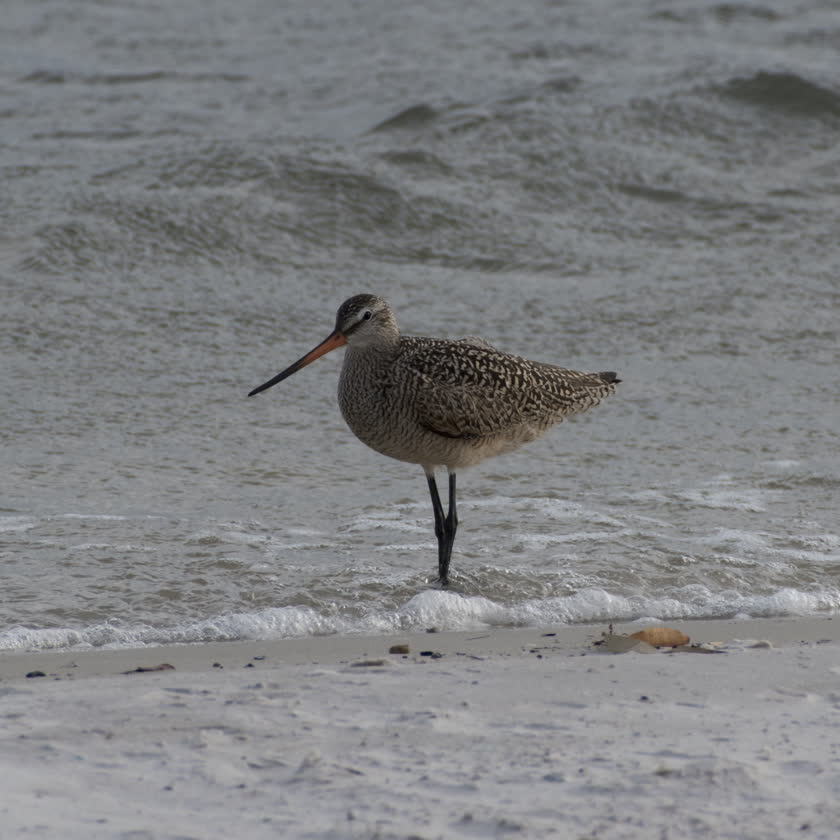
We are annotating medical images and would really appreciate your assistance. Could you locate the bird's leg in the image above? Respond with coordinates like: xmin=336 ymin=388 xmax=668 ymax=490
xmin=440 ymin=471 xmax=458 ymax=584
xmin=426 ymin=471 xmax=456 ymax=586
xmin=426 ymin=472 xmax=446 ymax=581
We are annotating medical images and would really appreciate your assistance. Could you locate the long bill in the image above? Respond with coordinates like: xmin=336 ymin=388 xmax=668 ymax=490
xmin=248 ymin=330 xmax=347 ymax=397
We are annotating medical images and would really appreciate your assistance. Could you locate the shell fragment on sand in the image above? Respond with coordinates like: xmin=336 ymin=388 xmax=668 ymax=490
xmin=597 ymin=626 xmax=732 ymax=655
xmin=630 ymin=627 xmax=691 ymax=648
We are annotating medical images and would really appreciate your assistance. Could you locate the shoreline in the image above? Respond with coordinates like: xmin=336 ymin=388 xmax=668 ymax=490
xmin=1 ymin=614 xmax=836 ymax=682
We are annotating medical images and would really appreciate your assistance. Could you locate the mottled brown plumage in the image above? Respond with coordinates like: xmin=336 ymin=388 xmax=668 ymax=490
xmin=249 ymin=294 xmax=619 ymax=585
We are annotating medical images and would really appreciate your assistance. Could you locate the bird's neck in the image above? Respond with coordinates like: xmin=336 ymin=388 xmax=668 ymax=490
xmin=344 ymin=333 xmax=400 ymax=358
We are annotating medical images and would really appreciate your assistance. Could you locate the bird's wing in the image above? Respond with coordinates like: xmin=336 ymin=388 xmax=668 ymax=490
xmin=396 ymin=337 xmax=617 ymax=440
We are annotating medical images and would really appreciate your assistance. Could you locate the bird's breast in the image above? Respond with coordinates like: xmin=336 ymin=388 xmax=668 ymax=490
xmin=337 ymin=349 xmax=455 ymax=466
xmin=338 ymin=350 xmax=403 ymax=441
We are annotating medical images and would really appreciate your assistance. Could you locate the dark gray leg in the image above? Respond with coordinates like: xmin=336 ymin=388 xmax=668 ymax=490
xmin=426 ymin=472 xmax=458 ymax=585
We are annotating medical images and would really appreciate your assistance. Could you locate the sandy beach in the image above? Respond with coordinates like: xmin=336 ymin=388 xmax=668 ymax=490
xmin=1 ymin=618 xmax=838 ymax=839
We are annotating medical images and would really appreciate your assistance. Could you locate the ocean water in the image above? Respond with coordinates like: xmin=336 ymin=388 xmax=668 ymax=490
xmin=2 ymin=0 xmax=839 ymax=651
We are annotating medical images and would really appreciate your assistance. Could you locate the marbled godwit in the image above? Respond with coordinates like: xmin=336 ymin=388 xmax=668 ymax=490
xmin=249 ymin=294 xmax=619 ymax=585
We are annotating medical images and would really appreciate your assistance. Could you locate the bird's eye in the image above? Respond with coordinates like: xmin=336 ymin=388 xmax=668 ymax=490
xmin=362 ymin=310 xmax=372 ymax=321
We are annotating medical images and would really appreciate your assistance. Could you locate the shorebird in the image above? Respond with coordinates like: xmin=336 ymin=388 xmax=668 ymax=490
xmin=249 ymin=294 xmax=619 ymax=585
